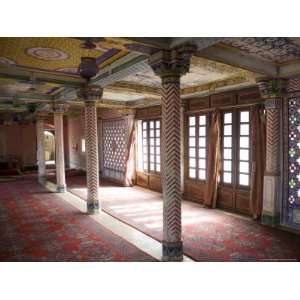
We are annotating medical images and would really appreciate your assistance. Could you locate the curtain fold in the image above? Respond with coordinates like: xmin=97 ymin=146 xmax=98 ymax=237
xmin=204 ymin=110 xmax=221 ymax=208
xmin=250 ymin=104 xmax=266 ymax=219
xmin=124 ymin=119 xmax=136 ymax=187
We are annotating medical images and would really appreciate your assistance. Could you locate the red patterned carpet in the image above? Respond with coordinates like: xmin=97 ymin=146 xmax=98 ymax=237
xmin=64 ymin=175 xmax=300 ymax=262
xmin=0 ymin=177 xmax=155 ymax=262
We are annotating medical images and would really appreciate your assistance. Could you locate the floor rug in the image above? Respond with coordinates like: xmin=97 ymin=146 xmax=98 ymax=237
xmin=64 ymin=175 xmax=300 ymax=262
xmin=0 ymin=178 xmax=155 ymax=262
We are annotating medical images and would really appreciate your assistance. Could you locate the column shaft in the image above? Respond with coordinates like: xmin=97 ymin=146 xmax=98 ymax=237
xmin=85 ymin=101 xmax=99 ymax=213
xmin=36 ymin=117 xmax=46 ymax=183
xmin=54 ymin=113 xmax=66 ymax=192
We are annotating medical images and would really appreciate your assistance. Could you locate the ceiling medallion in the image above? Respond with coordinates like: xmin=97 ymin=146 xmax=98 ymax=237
xmin=0 ymin=57 xmax=16 ymax=65
xmin=56 ymin=67 xmax=78 ymax=74
xmin=26 ymin=47 xmax=69 ymax=61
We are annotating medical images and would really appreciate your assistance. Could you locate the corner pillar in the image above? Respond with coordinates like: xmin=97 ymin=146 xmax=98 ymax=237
xmin=149 ymin=46 xmax=196 ymax=261
xmin=36 ymin=112 xmax=47 ymax=184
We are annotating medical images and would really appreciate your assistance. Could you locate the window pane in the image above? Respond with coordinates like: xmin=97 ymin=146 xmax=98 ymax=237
xmin=189 ymin=116 xmax=196 ymax=126
xmin=224 ymin=113 xmax=232 ymax=124
xmin=199 ymin=126 xmax=206 ymax=136
xmin=150 ymin=121 xmax=154 ymax=129
xmin=143 ymin=122 xmax=147 ymax=129
xmin=189 ymin=168 xmax=196 ymax=178
xmin=239 ymin=174 xmax=249 ymax=186
xmin=199 ymin=159 xmax=206 ymax=169
xmin=189 ymin=148 xmax=196 ymax=157
xmin=156 ymin=138 xmax=160 ymax=146
xmin=199 ymin=148 xmax=206 ymax=158
xmin=189 ymin=126 xmax=196 ymax=136
xmin=240 ymin=124 xmax=249 ymax=135
xmin=223 ymin=148 xmax=232 ymax=159
xmin=143 ymin=155 xmax=148 ymax=161
xmin=223 ymin=160 xmax=232 ymax=171
xmin=150 ymin=138 xmax=154 ymax=146
xmin=150 ymin=163 xmax=155 ymax=171
xmin=189 ymin=137 xmax=196 ymax=147
xmin=156 ymin=147 xmax=160 ymax=155
xmin=223 ymin=172 xmax=232 ymax=183
xmin=199 ymin=137 xmax=206 ymax=147
xmin=224 ymin=137 xmax=232 ymax=147
xmin=199 ymin=115 xmax=206 ymax=125
xmin=189 ymin=158 xmax=196 ymax=168
xmin=150 ymin=146 xmax=154 ymax=154
xmin=150 ymin=155 xmax=155 ymax=162
xmin=143 ymin=146 xmax=148 ymax=154
xmin=156 ymin=164 xmax=161 ymax=172
xmin=240 ymin=136 xmax=249 ymax=148
xmin=142 ymin=131 xmax=147 ymax=138
xmin=156 ymin=120 xmax=160 ymax=128
xmin=240 ymin=149 xmax=249 ymax=161
xmin=156 ymin=129 xmax=160 ymax=137
xmin=199 ymin=169 xmax=206 ymax=180
xmin=240 ymin=111 xmax=249 ymax=123
xmin=156 ymin=155 xmax=160 ymax=163
xmin=224 ymin=125 xmax=232 ymax=135
xmin=240 ymin=161 xmax=249 ymax=173
xmin=143 ymin=139 xmax=147 ymax=146
xmin=150 ymin=129 xmax=154 ymax=137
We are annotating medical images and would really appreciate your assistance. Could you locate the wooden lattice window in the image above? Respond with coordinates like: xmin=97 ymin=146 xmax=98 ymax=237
xmin=188 ymin=114 xmax=208 ymax=180
xmin=142 ymin=119 xmax=161 ymax=173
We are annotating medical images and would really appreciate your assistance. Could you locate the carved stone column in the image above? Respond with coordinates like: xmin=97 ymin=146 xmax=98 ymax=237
xmin=149 ymin=46 xmax=195 ymax=261
xmin=77 ymin=86 xmax=103 ymax=214
xmin=36 ymin=112 xmax=47 ymax=183
xmin=257 ymin=78 xmax=286 ymax=225
xmin=53 ymin=102 xmax=68 ymax=192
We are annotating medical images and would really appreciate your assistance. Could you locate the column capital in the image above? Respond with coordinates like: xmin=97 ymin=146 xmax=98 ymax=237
xmin=148 ymin=45 xmax=196 ymax=83
xmin=257 ymin=78 xmax=287 ymax=99
xmin=52 ymin=102 xmax=69 ymax=114
xmin=265 ymin=98 xmax=281 ymax=110
xmin=77 ymin=85 xmax=103 ymax=102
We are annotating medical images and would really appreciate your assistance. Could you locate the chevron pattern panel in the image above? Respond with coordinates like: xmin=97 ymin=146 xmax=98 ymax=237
xmin=161 ymin=81 xmax=182 ymax=243
xmin=287 ymin=77 xmax=300 ymax=92
xmin=265 ymin=108 xmax=280 ymax=175
xmin=85 ymin=101 xmax=99 ymax=212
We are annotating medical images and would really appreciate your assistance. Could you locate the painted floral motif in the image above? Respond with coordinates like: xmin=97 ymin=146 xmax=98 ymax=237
xmin=224 ymin=38 xmax=300 ymax=63
xmin=26 ymin=47 xmax=69 ymax=61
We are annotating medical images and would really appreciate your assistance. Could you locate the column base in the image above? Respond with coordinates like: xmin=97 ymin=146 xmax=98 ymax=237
xmin=56 ymin=185 xmax=67 ymax=193
xmin=162 ymin=241 xmax=183 ymax=262
xmin=38 ymin=176 xmax=46 ymax=185
xmin=261 ymin=212 xmax=280 ymax=226
xmin=87 ymin=202 xmax=100 ymax=214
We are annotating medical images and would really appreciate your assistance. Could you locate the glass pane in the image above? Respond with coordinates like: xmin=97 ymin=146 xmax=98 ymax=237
xmin=240 ymin=161 xmax=249 ymax=173
xmin=143 ymin=122 xmax=147 ymax=129
xmin=199 ymin=169 xmax=206 ymax=180
xmin=224 ymin=125 xmax=232 ymax=136
xmin=150 ymin=138 xmax=154 ymax=146
xmin=150 ymin=163 xmax=155 ymax=171
xmin=240 ymin=149 xmax=249 ymax=161
xmin=156 ymin=155 xmax=160 ymax=163
xmin=239 ymin=174 xmax=249 ymax=186
xmin=199 ymin=137 xmax=206 ymax=147
xmin=189 ymin=137 xmax=196 ymax=147
xmin=150 ymin=155 xmax=155 ymax=162
xmin=240 ymin=136 xmax=249 ymax=148
xmin=240 ymin=124 xmax=249 ymax=135
xmin=199 ymin=159 xmax=206 ymax=169
xmin=189 ymin=116 xmax=196 ymax=126
xmin=156 ymin=120 xmax=160 ymax=128
xmin=223 ymin=160 xmax=232 ymax=171
xmin=189 ymin=148 xmax=196 ymax=157
xmin=150 ymin=129 xmax=154 ymax=137
xmin=156 ymin=129 xmax=160 ymax=137
xmin=240 ymin=111 xmax=249 ymax=123
xmin=223 ymin=148 xmax=232 ymax=159
xmin=150 ymin=121 xmax=154 ymax=129
xmin=224 ymin=137 xmax=232 ymax=147
xmin=199 ymin=126 xmax=206 ymax=136
xmin=142 ymin=131 xmax=147 ymax=138
xmin=189 ymin=168 xmax=196 ymax=178
xmin=143 ymin=155 xmax=148 ymax=161
xmin=150 ymin=146 xmax=154 ymax=154
xmin=189 ymin=158 xmax=196 ymax=168
xmin=156 ymin=138 xmax=160 ymax=146
xmin=223 ymin=172 xmax=232 ymax=183
xmin=156 ymin=164 xmax=161 ymax=172
xmin=156 ymin=147 xmax=160 ymax=155
xmin=189 ymin=126 xmax=196 ymax=136
xmin=199 ymin=115 xmax=206 ymax=125
xmin=143 ymin=146 xmax=148 ymax=154
xmin=199 ymin=148 xmax=206 ymax=158
xmin=224 ymin=113 xmax=232 ymax=124
xmin=142 ymin=139 xmax=147 ymax=146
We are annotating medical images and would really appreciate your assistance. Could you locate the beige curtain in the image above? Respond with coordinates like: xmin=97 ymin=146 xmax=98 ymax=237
xmin=124 ymin=120 xmax=136 ymax=187
xmin=204 ymin=110 xmax=221 ymax=208
xmin=250 ymin=104 xmax=266 ymax=219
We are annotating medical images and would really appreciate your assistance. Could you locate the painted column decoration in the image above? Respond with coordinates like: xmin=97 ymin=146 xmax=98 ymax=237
xmin=36 ymin=112 xmax=47 ymax=183
xmin=77 ymin=85 xmax=103 ymax=214
xmin=257 ymin=78 xmax=286 ymax=225
xmin=53 ymin=102 xmax=68 ymax=192
xmin=149 ymin=46 xmax=196 ymax=261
